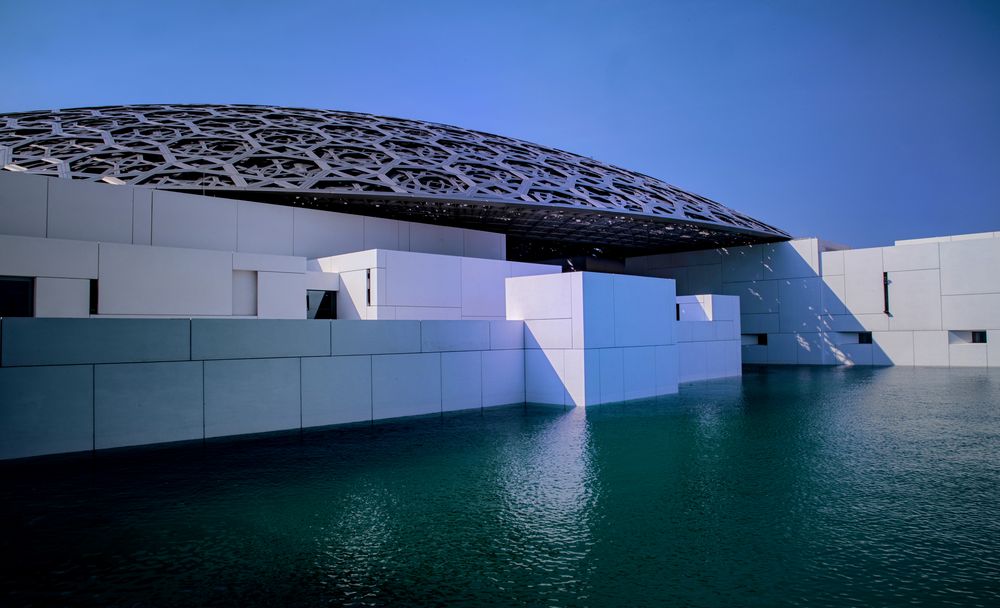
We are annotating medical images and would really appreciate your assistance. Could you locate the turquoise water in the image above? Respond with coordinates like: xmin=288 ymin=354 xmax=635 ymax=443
xmin=3 ymin=366 xmax=1000 ymax=607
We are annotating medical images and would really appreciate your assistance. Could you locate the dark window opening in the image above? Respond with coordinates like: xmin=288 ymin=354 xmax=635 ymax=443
xmin=365 ymin=269 xmax=371 ymax=307
xmin=307 ymin=290 xmax=337 ymax=320
xmin=858 ymin=332 xmax=873 ymax=344
xmin=0 ymin=276 xmax=34 ymax=317
xmin=675 ymin=303 xmax=680 ymax=321
xmin=972 ymin=331 xmax=988 ymax=344
xmin=757 ymin=334 xmax=768 ymax=346
xmin=883 ymin=272 xmax=890 ymax=315
xmin=89 ymin=279 xmax=98 ymax=315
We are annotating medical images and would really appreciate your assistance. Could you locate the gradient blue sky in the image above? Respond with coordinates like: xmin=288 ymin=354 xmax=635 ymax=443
xmin=1 ymin=0 xmax=997 ymax=247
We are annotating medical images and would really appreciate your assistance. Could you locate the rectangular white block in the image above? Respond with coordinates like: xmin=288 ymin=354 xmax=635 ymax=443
xmin=421 ymin=320 xmax=490 ymax=352
xmin=34 ymin=277 xmax=90 ymax=318
xmin=99 ymin=242 xmax=233 ymax=316
xmin=482 ymin=349 xmax=525 ymax=406
xmin=372 ymin=353 xmax=442 ymax=419
xmin=237 ymin=200 xmax=293 ymax=255
xmin=0 ymin=365 xmax=93 ymax=459
xmin=94 ymin=361 xmax=204 ymax=449
xmin=47 ymin=178 xmax=133 ymax=244
xmin=0 ymin=234 xmax=98 ymax=279
xmin=152 ymin=190 xmax=237 ymax=251
xmin=258 ymin=271 xmax=306 ymax=319
xmin=301 ymin=355 xmax=372 ymax=427
xmin=204 ymin=358 xmax=301 ymax=438
xmin=442 ymin=351 xmax=482 ymax=411
xmin=0 ymin=170 xmax=47 ymax=238
xmin=913 ymin=331 xmax=950 ymax=367
xmin=331 ymin=320 xmax=421 ymax=355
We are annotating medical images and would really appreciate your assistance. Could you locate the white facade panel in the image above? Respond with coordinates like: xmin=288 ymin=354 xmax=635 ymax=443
xmin=409 ymin=222 xmax=464 ymax=257
xmin=292 ymin=207 xmax=364 ymax=259
xmin=482 ymin=349 xmax=525 ymax=406
xmin=939 ymin=238 xmax=1000 ymax=296
xmin=0 ymin=365 xmax=93 ymax=459
xmin=949 ymin=344 xmax=988 ymax=367
xmin=886 ymin=270 xmax=942 ymax=331
xmin=460 ymin=256 xmax=507 ymax=318
xmin=622 ymin=346 xmax=656 ymax=401
xmin=421 ymin=320 xmax=490 ymax=352
xmin=873 ymin=331 xmax=915 ymax=366
xmin=34 ymin=277 xmax=89 ymax=318
xmin=362 ymin=216 xmax=399 ymax=251
xmin=843 ymin=248 xmax=885 ymax=314
xmin=462 ymin=229 xmax=505 ymax=260
xmin=204 ymin=358 xmax=301 ymax=438
xmin=913 ymin=331 xmax=950 ymax=367
xmin=525 ymin=348 xmax=566 ymax=405
xmin=132 ymin=188 xmax=152 ymax=245
xmin=383 ymin=250 xmax=462 ymax=308
xmin=721 ymin=245 xmax=764 ymax=282
xmin=151 ymin=189 xmax=237 ymax=251
xmin=301 ymin=355 xmax=372 ymax=427
xmin=441 ymin=351 xmax=482 ymax=411
xmin=941 ymin=294 xmax=1000 ymax=330
xmin=98 ymin=242 xmax=232 ymax=316
xmin=330 ymin=320 xmax=421 ymax=355
xmin=232 ymin=270 xmax=257 ymax=316
xmin=47 ymin=177 xmax=133 ymax=244
xmin=882 ymin=242 xmax=939 ymax=272
xmin=765 ymin=239 xmax=820 ymax=279
xmin=94 ymin=361 xmax=204 ymax=449
xmin=237 ymin=200 xmax=293 ymax=255
xmin=0 ymin=170 xmax=47 ymax=237
xmin=0 ymin=234 xmax=98 ymax=279
xmin=723 ymin=280 xmax=779 ymax=314
xmin=257 ymin=271 xmax=306 ymax=319
xmin=371 ymin=353 xmax=442 ymax=419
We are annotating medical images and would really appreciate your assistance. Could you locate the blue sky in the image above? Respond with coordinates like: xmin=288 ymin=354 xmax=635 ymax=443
xmin=1 ymin=0 xmax=997 ymax=247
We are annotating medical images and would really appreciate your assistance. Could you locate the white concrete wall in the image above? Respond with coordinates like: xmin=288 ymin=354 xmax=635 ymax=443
xmin=0 ymin=234 xmax=337 ymax=319
xmin=317 ymin=249 xmax=558 ymax=321
xmin=506 ymin=272 xmax=681 ymax=406
xmin=0 ymin=317 xmax=527 ymax=460
xmin=676 ymin=295 xmax=742 ymax=382
xmin=628 ymin=233 xmax=1000 ymax=368
xmin=0 ymin=171 xmax=507 ymax=260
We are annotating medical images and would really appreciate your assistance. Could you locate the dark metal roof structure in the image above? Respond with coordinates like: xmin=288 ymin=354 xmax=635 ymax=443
xmin=0 ymin=104 xmax=789 ymax=258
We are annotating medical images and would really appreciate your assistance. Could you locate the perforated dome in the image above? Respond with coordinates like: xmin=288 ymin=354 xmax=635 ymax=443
xmin=0 ymin=104 xmax=788 ymax=257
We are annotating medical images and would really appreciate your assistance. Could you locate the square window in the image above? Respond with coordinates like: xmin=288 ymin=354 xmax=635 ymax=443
xmin=307 ymin=290 xmax=337 ymax=320
xmin=757 ymin=334 xmax=768 ymax=346
xmin=972 ymin=331 xmax=988 ymax=344
xmin=858 ymin=332 xmax=873 ymax=344
xmin=0 ymin=276 xmax=34 ymax=317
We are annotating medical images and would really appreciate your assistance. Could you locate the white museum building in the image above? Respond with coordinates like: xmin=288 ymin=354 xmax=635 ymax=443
xmin=0 ymin=104 xmax=996 ymax=460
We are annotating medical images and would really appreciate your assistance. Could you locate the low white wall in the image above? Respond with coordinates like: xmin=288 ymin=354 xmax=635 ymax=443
xmin=627 ymin=234 xmax=1000 ymax=368
xmin=0 ymin=318 xmax=527 ymax=460
xmin=0 ymin=234 xmax=337 ymax=319
xmin=506 ymin=272 xmax=681 ymax=406
xmin=0 ymin=171 xmax=507 ymax=261
xmin=676 ymin=295 xmax=742 ymax=382
xmin=316 ymin=249 xmax=558 ymax=320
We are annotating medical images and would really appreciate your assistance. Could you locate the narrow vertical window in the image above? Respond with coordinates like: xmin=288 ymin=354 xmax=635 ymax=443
xmin=89 ymin=279 xmax=99 ymax=315
xmin=366 ymin=269 xmax=371 ymax=307
xmin=883 ymin=272 xmax=890 ymax=315
xmin=675 ymin=303 xmax=680 ymax=321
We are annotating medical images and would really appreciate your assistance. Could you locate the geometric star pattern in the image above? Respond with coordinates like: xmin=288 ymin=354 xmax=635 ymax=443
xmin=0 ymin=104 xmax=789 ymax=256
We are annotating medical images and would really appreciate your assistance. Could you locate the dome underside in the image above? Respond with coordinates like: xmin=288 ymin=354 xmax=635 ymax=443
xmin=0 ymin=104 xmax=789 ymax=256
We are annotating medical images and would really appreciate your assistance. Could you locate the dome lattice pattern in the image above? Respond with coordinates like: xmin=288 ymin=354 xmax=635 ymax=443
xmin=0 ymin=104 xmax=788 ymax=255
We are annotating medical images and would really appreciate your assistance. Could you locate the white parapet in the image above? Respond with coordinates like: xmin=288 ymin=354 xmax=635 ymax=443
xmin=505 ymin=272 xmax=680 ymax=406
